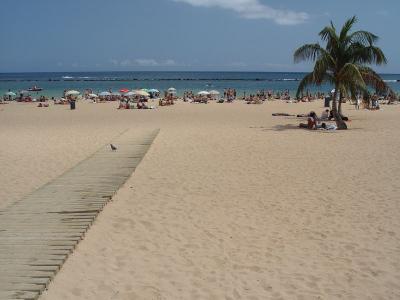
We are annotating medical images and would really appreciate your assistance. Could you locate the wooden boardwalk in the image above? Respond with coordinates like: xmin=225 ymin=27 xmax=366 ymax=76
xmin=0 ymin=129 xmax=159 ymax=300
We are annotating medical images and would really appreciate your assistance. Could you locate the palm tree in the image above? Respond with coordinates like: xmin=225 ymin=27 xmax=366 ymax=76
xmin=294 ymin=16 xmax=390 ymax=129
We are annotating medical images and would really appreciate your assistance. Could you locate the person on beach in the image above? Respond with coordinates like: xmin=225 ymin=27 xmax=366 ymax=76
xmin=309 ymin=111 xmax=319 ymax=129
xmin=355 ymin=97 xmax=361 ymax=110
xmin=321 ymin=109 xmax=329 ymax=120
xmin=321 ymin=122 xmax=337 ymax=130
xmin=328 ymin=110 xmax=335 ymax=120
xmin=299 ymin=111 xmax=319 ymax=129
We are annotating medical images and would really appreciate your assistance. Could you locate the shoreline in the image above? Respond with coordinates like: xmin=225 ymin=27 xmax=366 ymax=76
xmin=1 ymin=72 xmax=400 ymax=99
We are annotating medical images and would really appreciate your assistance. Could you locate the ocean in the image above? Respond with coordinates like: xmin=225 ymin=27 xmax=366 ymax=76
xmin=1 ymin=71 xmax=399 ymax=98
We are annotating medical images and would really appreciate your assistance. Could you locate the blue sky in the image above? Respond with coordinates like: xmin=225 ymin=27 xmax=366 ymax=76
xmin=0 ymin=0 xmax=398 ymax=73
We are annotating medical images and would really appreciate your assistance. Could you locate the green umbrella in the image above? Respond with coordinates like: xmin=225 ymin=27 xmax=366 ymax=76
xmin=5 ymin=92 xmax=16 ymax=96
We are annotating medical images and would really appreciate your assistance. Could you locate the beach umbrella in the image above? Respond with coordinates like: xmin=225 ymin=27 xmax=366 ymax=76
xmin=141 ymin=88 xmax=149 ymax=92
xmin=133 ymin=90 xmax=150 ymax=97
xmin=5 ymin=91 xmax=16 ymax=96
xmin=167 ymin=87 xmax=177 ymax=93
xmin=88 ymin=93 xmax=98 ymax=98
xmin=125 ymin=91 xmax=136 ymax=97
xmin=99 ymin=91 xmax=111 ymax=96
xmin=148 ymin=89 xmax=159 ymax=93
xmin=119 ymin=89 xmax=129 ymax=93
xmin=198 ymin=91 xmax=210 ymax=96
xmin=20 ymin=90 xmax=30 ymax=95
xmin=209 ymin=90 xmax=220 ymax=95
xmin=112 ymin=92 xmax=121 ymax=96
xmin=65 ymin=90 xmax=80 ymax=96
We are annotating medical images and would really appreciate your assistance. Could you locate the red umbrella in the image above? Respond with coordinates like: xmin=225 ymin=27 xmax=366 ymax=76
xmin=119 ymin=89 xmax=129 ymax=93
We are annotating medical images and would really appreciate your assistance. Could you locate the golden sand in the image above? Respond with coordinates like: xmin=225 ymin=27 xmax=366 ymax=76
xmin=1 ymin=100 xmax=399 ymax=299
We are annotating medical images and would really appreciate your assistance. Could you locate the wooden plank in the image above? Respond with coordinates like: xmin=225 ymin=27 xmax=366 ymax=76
xmin=0 ymin=291 xmax=39 ymax=300
xmin=0 ymin=283 xmax=45 ymax=292
xmin=0 ymin=129 xmax=159 ymax=299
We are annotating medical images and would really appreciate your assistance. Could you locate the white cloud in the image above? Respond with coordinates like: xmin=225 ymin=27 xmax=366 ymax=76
xmin=173 ymin=0 xmax=308 ymax=25
xmin=163 ymin=59 xmax=177 ymax=66
xmin=135 ymin=58 xmax=159 ymax=66
xmin=120 ymin=59 xmax=133 ymax=67
xmin=109 ymin=58 xmax=178 ymax=67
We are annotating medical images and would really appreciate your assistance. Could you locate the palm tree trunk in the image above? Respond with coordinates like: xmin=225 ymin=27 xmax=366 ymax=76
xmin=338 ymin=91 xmax=343 ymax=115
xmin=333 ymin=86 xmax=347 ymax=130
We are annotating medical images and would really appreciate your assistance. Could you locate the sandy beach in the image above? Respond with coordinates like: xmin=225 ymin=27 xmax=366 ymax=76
xmin=1 ymin=100 xmax=399 ymax=299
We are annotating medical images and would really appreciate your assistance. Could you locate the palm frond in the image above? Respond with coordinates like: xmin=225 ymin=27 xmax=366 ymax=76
xmin=296 ymin=72 xmax=315 ymax=98
xmin=359 ymin=66 xmax=392 ymax=94
xmin=348 ymin=30 xmax=378 ymax=46
xmin=313 ymin=54 xmax=335 ymax=83
xmin=319 ymin=25 xmax=339 ymax=45
xmin=339 ymin=16 xmax=358 ymax=42
xmin=338 ymin=63 xmax=366 ymax=88
xmin=342 ymin=81 xmax=368 ymax=100
xmin=359 ymin=46 xmax=387 ymax=65
xmin=293 ymin=44 xmax=323 ymax=63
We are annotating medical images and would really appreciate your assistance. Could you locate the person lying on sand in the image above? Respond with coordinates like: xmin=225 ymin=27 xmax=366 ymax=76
xmin=246 ymin=97 xmax=263 ymax=104
xmin=159 ymin=98 xmax=174 ymax=106
xmin=272 ymin=113 xmax=295 ymax=116
xmin=137 ymin=101 xmax=148 ymax=109
xmin=320 ymin=122 xmax=337 ymax=130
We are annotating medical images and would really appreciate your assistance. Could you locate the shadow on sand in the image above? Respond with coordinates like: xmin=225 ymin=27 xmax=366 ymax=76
xmin=268 ymin=124 xmax=302 ymax=131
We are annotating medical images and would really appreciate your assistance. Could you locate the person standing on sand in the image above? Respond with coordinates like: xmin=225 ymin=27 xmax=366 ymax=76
xmin=355 ymin=97 xmax=361 ymax=110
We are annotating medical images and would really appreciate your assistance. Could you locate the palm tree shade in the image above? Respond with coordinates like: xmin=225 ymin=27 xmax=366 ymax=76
xmin=294 ymin=16 xmax=391 ymax=129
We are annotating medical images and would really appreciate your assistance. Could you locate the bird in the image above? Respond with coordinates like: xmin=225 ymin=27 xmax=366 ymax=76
xmin=110 ymin=144 xmax=117 ymax=151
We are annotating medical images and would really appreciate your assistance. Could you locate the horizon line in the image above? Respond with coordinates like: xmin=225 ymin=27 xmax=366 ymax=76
xmin=1 ymin=70 xmax=399 ymax=75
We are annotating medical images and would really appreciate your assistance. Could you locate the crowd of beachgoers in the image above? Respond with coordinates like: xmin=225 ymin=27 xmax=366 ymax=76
xmin=2 ymin=86 xmax=397 ymax=107
xmin=2 ymin=86 xmax=398 ymax=131
xmin=4 ymin=86 xmax=397 ymax=103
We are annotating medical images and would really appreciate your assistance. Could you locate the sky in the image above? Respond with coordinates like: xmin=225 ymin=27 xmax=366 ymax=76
xmin=0 ymin=0 xmax=399 ymax=73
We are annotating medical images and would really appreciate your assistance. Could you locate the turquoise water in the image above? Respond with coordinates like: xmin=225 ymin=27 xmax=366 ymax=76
xmin=1 ymin=71 xmax=399 ymax=98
